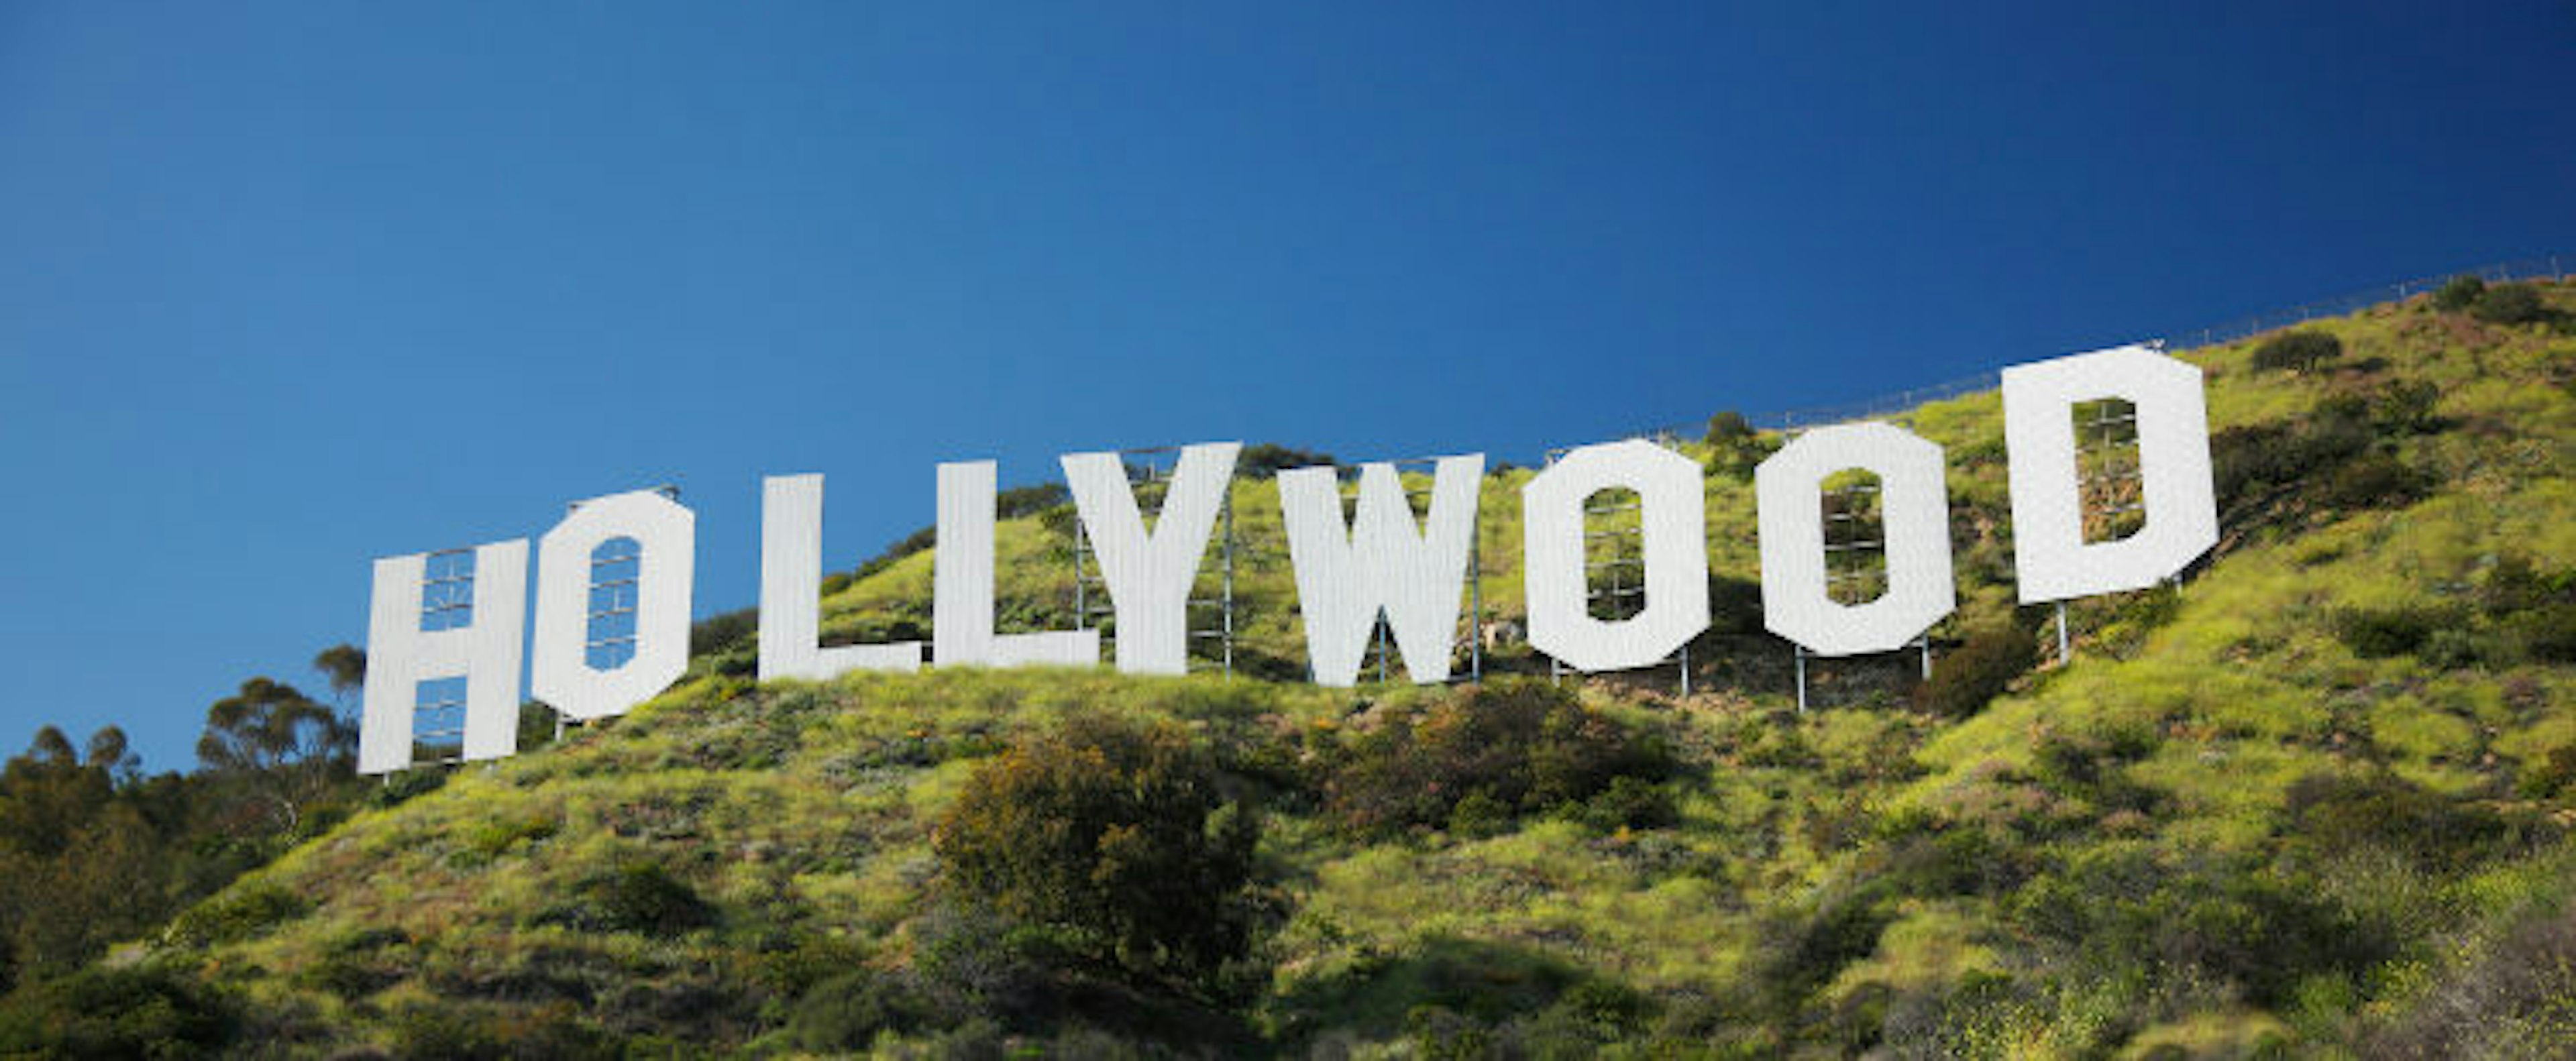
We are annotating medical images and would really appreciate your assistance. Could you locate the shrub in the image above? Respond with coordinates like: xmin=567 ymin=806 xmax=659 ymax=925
xmin=2373 ymin=380 xmax=2444 ymax=435
xmin=2283 ymin=771 xmax=2514 ymax=872
xmin=2362 ymin=896 xmax=2576 ymax=1059
xmin=2012 ymin=848 xmax=2385 ymax=1007
xmin=577 ymin=862 xmax=711 ymax=935
xmin=2518 ymin=744 xmax=2576 ymax=800
xmin=1238 ymin=443 xmax=1340 ymax=480
xmin=2251 ymin=330 xmax=2343 ymax=373
xmin=784 ymin=968 xmax=934 ymax=1052
xmin=0 ymin=965 xmax=236 ymax=1057
xmin=1566 ymin=775 xmax=1679 ymax=833
xmin=2331 ymin=604 xmax=2459 ymax=659
xmin=164 ymin=882 xmax=309 ymax=948
xmin=2432 ymin=274 xmax=2485 ymax=312
xmin=1320 ymin=679 xmax=1674 ymax=838
xmin=1916 ymin=625 xmax=2037 ymax=719
xmin=386 ymin=999 xmax=616 ymax=1061
xmin=2314 ymin=451 xmax=2430 ymax=510
xmin=935 ymin=715 xmax=1263 ymax=983
xmin=2472 ymin=282 xmax=2548 ymax=325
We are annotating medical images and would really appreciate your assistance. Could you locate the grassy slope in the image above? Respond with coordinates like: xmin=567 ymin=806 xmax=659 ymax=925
xmin=159 ymin=285 xmax=2573 ymax=1056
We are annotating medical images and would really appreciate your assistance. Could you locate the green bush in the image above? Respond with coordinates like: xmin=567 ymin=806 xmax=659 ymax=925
xmin=0 ymin=964 xmax=236 ymax=1057
xmin=2361 ymin=895 xmax=2576 ymax=1059
xmin=1566 ymin=775 xmax=1679 ymax=834
xmin=387 ymin=999 xmax=617 ymax=1061
xmin=2472 ymin=282 xmax=2548 ymax=325
xmin=1238 ymin=443 xmax=1340 ymax=480
xmin=1319 ymin=679 xmax=1674 ymax=838
xmin=935 ymin=715 xmax=1264 ymax=984
xmin=164 ymin=882 xmax=309 ymax=948
xmin=784 ymin=968 xmax=934 ymax=1052
xmin=2331 ymin=604 xmax=2461 ymax=659
xmin=2432 ymin=274 xmax=2486 ymax=312
xmin=2251 ymin=330 xmax=2343 ymax=373
xmin=1915 ymin=626 xmax=2037 ymax=719
xmin=2012 ymin=848 xmax=2385 ymax=1007
xmin=577 ymin=862 xmax=711 ymax=935
xmin=2282 ymin=771 xmax=2516 ymax=873
xmin=2314 ymin=452 xmax=2430 ymax=510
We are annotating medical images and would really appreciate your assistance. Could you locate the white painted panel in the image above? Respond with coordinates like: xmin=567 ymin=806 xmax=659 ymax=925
xmin=1521 ymin=439 xmax=1710 ymax=673
xmin=1061 ymin=442 xmax=1240 ymax=675
xmin=530 ymin=490 xmax=694 ymax=722
xmin=1756 ymin=422 xmax=1957 ymax=656
xmin=934 ymin=460 xmax=1099 ymax=668
xmin=759 ymin=474 xmax=923 ymax=681
xmin=1279 ymin=454 xmax=1483 ymax=687
xmin=2003 ymin=344 xmax=2219 ymax=603
xmin=358 ymin=539 xmax=527 ymax=775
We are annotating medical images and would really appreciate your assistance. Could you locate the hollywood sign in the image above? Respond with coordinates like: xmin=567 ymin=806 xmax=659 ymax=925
xmin=357 ymin=345 xmax=2214 ymax=775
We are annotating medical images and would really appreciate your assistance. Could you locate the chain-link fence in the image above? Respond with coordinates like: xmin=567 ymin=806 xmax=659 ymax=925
xmin=1725 ymin=255 xmax=2568 ymax=435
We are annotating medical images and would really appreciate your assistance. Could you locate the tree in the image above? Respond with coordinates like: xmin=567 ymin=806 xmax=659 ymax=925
xmin=935 ymin=716 xmax=1262 ymax=985
xmin=312 ymin=645 xmax=366 ymax=708
xmin=197 ymin=679 xmax=352 ymax=832
xmin=2251 ymin=330 xmax=2341 ymax=373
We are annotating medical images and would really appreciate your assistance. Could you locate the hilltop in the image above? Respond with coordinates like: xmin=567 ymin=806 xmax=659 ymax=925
xmin=5 ymin=278 xmax=2573 ymax=1058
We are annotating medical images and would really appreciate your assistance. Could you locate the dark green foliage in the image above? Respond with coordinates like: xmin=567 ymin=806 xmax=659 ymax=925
xmin=2516 ymin=744 xmax=2576 ymax=800
xmin=1702 ymin=410 xmax=1778 ymax=478
xmin=1915 ymin=625 xmax=2035 ymax=719
xmin=2361 ymin=895 xmax=2576 ymax=1058
xmin=2210 ymin=421 xmax=2359 ymax=510
xmin=995 ymin=482 xmax=1072 ymax=518
xmin=0 ymin=964 xmax=237 ymax=1058
xmin=198 ymin=677 xmax=352 ymax=833
xmin=2484 ymin=555 xmax=2576 ymax=664
xmin=2212 ymin=388 xmax=2443 ymax=520
xmin=516 ymin=702 xmax=560 ymax=752
xmin=387 ymin=999 xmax=619 ymax=1061
xmin=1318 ymin=679 xmax=1674 ymax=838
xmin=2314 ymin=452 xmax=2429 ymax=510
xmin=2432 ymin=274 xmax=2485 ymax=311
xmin=1404 ymin=979 xmax=1658 ymax=1061
xmin=2012 ymin=847 xmax=2387 ymax=1007
xmin=2282 ymin=771 xmax=2520 ymax=873
xmin=1238 ymin=443 xmax=1340 ymax=480
xmin=371 ymin=767 xmax=447 ymax=807
xmin=1566 ymin=775 xmax=1679 ymax=834
xmin=312 ymin=644 xmax=366 ymax=706
xmin=2331 ymin=603 xmax=2462 ymax=659
xmin=1705 ymin=573 xmax=1767 ymax=636
xmin=576 ymin=862 xmax=711 ymax=935
xmin=164 ymin=883 xmax=309 ymax=948
xmin=2251 ymin=330 xmax=2343 ymax=373
xmin=936 ymin=715 xmax=1264 ymax=985
xmin=2472 ymin=282 xmax=2548 ymax=325
xmin=294 ymin=927 xmax=409 ymax=1001
xmin=2373 ymin=379 xmax=2444 ymax=435
xmin=783 ymin=968 xmax=934 ymax=1052
xmin=688 ymin=607 xmax=757 ymax=658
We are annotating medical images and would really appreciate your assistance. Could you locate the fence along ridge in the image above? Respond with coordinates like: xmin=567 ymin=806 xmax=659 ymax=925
xmin=1670 ymin=255 xmax=2570 ymax=435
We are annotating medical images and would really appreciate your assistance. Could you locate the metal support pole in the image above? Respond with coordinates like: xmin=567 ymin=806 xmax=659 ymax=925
xmin=1071 ymin=522 xmax=1087 ymax=629
xmin=2056 ymin=601 xmax=2071 ymax=665
xmin=1677 ymin=645 xmax=1690 ymax=697
xmin=1468 ymin=514 xmax=1484 ymax=682
xmin=1919 ymin=635 xmax=1932 ymax=680
xmin=1374 ymin=617 xmax=1389 ymax=684
xmin=1794 ymin=645 xmax=1809 ymax=714
xmin=1220 ymin=491 xmax=1235 ymax=679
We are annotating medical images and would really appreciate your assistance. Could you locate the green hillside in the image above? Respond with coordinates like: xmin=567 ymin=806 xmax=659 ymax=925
xmin=8 ymin=278 xmax=2573 ymax=1058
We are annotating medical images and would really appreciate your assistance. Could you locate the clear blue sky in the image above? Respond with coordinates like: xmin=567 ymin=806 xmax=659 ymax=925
xmin=3 ymin=3 xmax=2570 ymax=771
